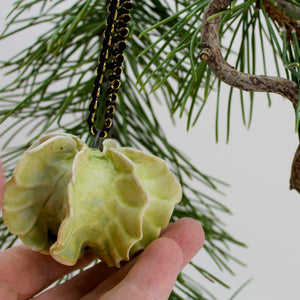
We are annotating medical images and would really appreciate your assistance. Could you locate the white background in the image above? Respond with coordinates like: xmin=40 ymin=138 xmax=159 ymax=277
xmin=1 ymin=2 xmax=300 ymax=299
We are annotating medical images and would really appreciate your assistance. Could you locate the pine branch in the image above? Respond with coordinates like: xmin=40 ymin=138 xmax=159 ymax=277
xmin=199 ymin=0 xmax=300 ymax=193
xmin=138 ymin=0 xmax=300 ymax=143
xmin=200 ymin=0 xmax=299 ymax=107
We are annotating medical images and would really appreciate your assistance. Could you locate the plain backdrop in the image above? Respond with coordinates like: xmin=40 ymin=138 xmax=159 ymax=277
xmin=1 ymin=2 xmax=300 ymax=299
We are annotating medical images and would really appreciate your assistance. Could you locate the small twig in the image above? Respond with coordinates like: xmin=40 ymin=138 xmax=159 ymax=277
xmin=263 ymin=0 xmax=300 ymax=42
xmin=274 ymin=0 xmax=300 ymax=19
xmin=290 ymin=143 xmax=300 ymax=192
xmin=200 ymin=0 xmax=299 ymax=107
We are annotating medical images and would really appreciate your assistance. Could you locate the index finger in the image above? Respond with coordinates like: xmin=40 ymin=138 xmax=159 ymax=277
xmin=82 ymin=218 xmax=205 ymax=300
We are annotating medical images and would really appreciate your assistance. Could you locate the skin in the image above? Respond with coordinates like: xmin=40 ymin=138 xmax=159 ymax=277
xmin=0 ymin=161 xmax=205 ymax=300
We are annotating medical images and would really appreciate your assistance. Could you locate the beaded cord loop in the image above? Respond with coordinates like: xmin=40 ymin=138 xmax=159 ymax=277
xmin=88 ymin=0 xmax=133 ymax=149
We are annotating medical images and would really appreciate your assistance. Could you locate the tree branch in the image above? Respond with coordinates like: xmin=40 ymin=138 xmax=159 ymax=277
xmin=290 ymin=143 xmax=300 ymax=192
xmin=274 ymin=0 xmax=300 ymax=19
xmin=200 ymin=0 xmax=300 ymax=193
xmin=263 ymin=0 xmax=300 ymax=43
xmin=200 ymin=0 xmax=299 ymax=107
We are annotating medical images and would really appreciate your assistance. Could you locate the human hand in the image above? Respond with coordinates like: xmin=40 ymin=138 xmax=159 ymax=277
xmin=0 ymin=162 xmax=204 ymax=300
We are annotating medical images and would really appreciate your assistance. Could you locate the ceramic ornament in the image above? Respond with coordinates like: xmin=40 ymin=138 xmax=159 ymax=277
xmin=3 ymin=134 xmax=182 ymax=267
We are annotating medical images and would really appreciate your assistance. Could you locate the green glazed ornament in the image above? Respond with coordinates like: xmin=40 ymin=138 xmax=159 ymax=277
xmin=3 ymin=134 xmax=182 ymax=267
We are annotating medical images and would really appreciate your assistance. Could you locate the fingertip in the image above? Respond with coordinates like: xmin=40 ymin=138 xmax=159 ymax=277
xmin=161 ymin=217 xmax=205 ymax=269
xmin=178 ymin=217 xmax=205 ymax=246
xmin=129 ymin=237 xmax=183 ymax=280
xmin=148 ymin=237 xmax=184 ymax=270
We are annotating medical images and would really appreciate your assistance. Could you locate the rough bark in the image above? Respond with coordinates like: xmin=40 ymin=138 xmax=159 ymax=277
xmin=200 ymin=0 xmax=299 ymax=107
xmin=200 ymin=0 xmax=300 ymax=192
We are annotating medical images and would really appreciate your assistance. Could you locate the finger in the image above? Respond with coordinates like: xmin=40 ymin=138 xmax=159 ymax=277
xmin=97 ymin=238 xmax=182 ymax=300
xmin=83 ymin=218 xmax=204 ymax=300
xmin=160 ymin=217 xmax=205 ymax=269
xmin=0 ymin=245 xmax=96 ymax=300
xmin=0 ymin=160 xmax=4 ymax=208
xmin=100 ymin=218 xmax=205 ymax=300
xmin=34 ymin=261 xmax=119 ymax=300
xmin=36 ymin=252 xmax=142 ymax=300
xmin=35 ymin=218 xmax=204 ymax=300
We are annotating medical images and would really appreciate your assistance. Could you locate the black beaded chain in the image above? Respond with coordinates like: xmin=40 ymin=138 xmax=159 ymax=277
xmin=88 ymin=0 xmax=133 ymax=149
